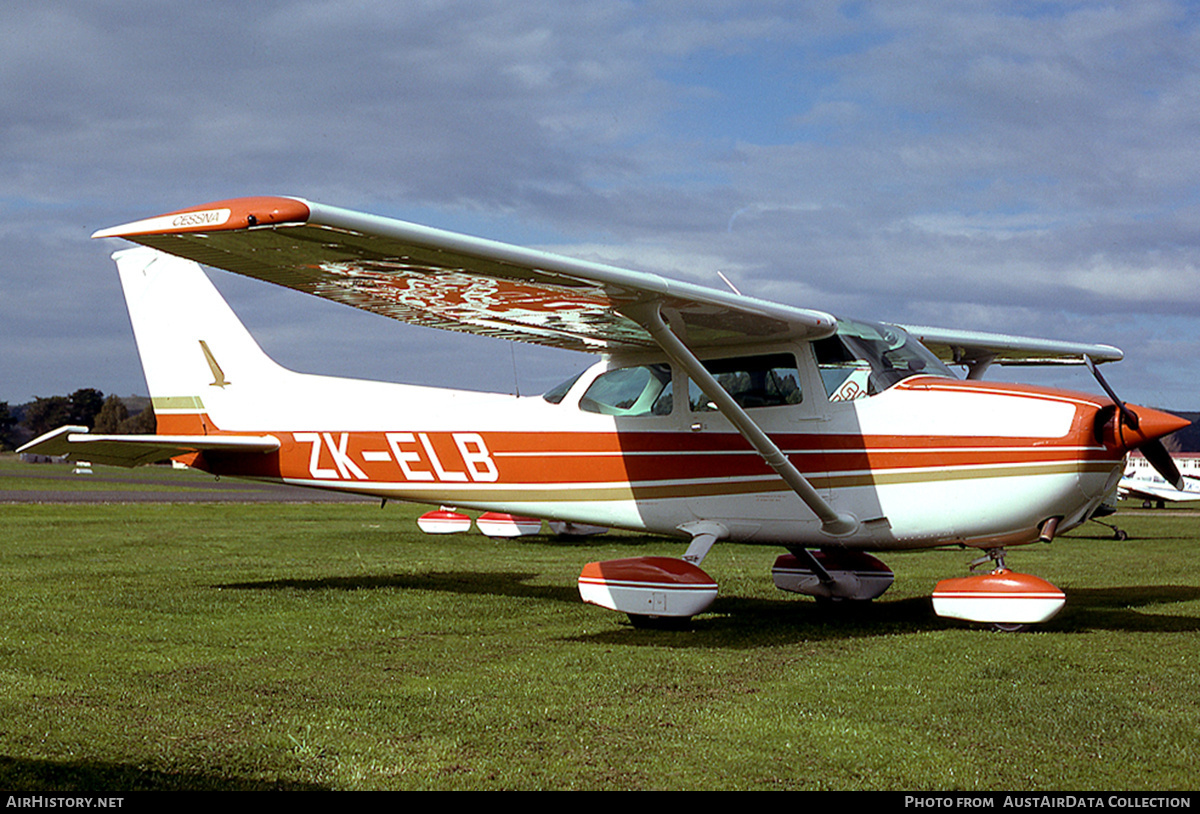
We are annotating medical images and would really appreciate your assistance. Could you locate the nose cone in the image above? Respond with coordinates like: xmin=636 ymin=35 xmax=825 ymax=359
xmin=1110 ymin=403 xmax=1192 ymax=454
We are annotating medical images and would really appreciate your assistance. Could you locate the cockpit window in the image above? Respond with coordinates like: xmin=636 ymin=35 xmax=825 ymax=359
xmin=579 ymin=363 xmax=674 ymax=417
xmin=814 ymin=317 xmax=954 ymax=400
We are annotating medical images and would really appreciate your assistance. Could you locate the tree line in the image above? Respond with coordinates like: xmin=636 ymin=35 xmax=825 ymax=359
xmin=0 ymin=390 xmax=155 ymax=452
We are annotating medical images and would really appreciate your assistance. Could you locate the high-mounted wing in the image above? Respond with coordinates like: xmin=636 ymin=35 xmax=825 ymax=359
xmin=93 ymin=196 xmax=1126 ymax=366
xmin=93 ymin=197 xmax=837 ymax=352
xmin=900 ymin=324 xmax=1123 ymax=368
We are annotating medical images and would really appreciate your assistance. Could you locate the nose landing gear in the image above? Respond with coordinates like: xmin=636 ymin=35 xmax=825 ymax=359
xmin=933 ymin=546 xmax=1066 ymax=631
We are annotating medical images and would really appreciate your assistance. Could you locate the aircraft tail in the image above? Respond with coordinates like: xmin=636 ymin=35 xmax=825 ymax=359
xmin=20 ymin=245 xmax=445 ymax=466
xmin=17 ymin=248 xmax=292 ymax=465
xmin=114 ymin=246 xmax=292 ymax=435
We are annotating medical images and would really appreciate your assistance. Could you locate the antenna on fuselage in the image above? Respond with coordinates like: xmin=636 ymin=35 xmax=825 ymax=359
xmin=716 ymin=271 xmax=742 ymax=296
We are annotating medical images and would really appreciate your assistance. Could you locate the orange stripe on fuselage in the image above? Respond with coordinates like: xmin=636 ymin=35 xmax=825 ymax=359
xmin=166 ymin=412 xmax=1121 ymax=492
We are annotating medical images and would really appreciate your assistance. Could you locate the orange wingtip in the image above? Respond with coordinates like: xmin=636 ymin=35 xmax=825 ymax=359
xmin=92 ymin=196 xmax=310 ymax=239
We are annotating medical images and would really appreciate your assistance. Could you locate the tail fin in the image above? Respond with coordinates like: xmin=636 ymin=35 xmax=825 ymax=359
xmin=20 ymin=248 xmax=299 ymax=465
xmin=115 ymin=247 xmax=291 ymax=433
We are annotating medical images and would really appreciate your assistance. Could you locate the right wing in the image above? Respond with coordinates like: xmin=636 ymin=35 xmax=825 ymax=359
xmin=899 ymin=324 xmax=1123 ymax=367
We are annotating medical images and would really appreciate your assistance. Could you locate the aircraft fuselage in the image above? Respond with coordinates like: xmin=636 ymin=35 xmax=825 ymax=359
xmin=163 ymin=355 xmax=1139 ymax=553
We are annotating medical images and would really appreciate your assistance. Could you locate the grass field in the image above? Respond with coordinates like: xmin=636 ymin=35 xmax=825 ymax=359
xmin=1 ymin=458 xmax=1198 ymax=790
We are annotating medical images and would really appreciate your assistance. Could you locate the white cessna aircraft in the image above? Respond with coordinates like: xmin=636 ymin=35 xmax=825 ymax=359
xmin=21 ymin=197 xmax=1191 ymax=629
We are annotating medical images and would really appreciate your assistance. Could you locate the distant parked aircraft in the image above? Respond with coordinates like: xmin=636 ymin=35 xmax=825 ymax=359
xmin=1120 ymin=455 xmax=1200 ymax=508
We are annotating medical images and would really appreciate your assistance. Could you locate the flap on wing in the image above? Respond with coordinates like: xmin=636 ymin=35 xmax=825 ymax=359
xmin=18 ymin=426 xmax=279 ymax=468
xmin=93 ymin=196 xmax=837 ymax=352
xmin=898 ymin=324 xmax=1123 ymax=367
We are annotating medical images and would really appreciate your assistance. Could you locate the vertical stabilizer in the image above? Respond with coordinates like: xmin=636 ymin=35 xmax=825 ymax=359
xmin=114 ymin=247 xmax=290 ymax=432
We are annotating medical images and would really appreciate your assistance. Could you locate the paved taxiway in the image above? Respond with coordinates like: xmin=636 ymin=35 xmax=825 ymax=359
xmin=1 ymin=462 xmax=372 ymax=503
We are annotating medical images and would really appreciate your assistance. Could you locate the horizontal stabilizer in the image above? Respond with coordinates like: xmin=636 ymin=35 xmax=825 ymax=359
xmin=18 ymin=426 xmax=279 ymax=468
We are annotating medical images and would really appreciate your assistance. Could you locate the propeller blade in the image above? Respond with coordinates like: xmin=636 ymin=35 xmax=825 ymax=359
xmin=1086 ymin=355 xmax=1188 ymax=491
xmin=1084 ymin=356 xmax=1138 ymax=430
xmin=1141 ymin=439 xmax=1185 ymax=491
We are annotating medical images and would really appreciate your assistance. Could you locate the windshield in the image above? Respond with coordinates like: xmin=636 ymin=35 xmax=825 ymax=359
xmin=542 ymin=371 xmax=583 ymax=404
xmin=814 ymin=318 xmax=954 ymax=400
xmin=578 ymin=364 xmax=674 ymax=416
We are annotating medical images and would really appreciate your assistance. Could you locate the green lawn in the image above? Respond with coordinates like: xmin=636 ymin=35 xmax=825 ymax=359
xmin=0 ymin=462 xmax=1197 ymax=790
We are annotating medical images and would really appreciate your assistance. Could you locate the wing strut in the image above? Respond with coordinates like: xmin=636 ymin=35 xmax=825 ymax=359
xmin=633 ymin=305 xmax=859 ymax=538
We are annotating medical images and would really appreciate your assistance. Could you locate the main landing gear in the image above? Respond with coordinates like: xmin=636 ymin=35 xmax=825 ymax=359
xmin=577 ymin=530 xmax=1067 ymax=632
xmin=771 ymin=549 xmax=894 ymax=601
xmin=577 ymin=522 xmax=723 ymax=627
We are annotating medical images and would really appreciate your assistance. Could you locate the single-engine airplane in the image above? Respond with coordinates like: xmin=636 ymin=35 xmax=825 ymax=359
xmin=20 ymin=196 xmax=1192 ymax=628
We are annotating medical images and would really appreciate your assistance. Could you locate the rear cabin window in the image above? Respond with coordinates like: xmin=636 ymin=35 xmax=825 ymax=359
xmin=689 ymin=353 xmax=802 ymax=412
xmin=575 ymin=353 xmax=804 ymax=417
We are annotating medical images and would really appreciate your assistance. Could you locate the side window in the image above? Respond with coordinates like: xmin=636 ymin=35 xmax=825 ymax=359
xmin=579 ymin=364 xmax=675 ymax=417
xmin=813 ymin=337 xmax=872 ymax=402
xmin=689 ymin=353 xmax=803 ymax=412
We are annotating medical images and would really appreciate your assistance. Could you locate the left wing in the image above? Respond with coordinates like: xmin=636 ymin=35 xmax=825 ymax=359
xmin=93 ymin=196 xmax=838 ymax=352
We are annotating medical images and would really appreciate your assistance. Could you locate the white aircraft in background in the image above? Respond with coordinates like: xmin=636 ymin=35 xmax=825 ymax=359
xmin=1120 ymin=455 xmax=1200 ymax=508
xmin=20 ymin=196 xmax=1191 ymax=629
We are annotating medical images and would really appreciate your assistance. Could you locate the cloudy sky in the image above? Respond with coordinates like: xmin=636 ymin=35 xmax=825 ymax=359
xmin=4 ymin=1 xmax=1199 ymax=410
